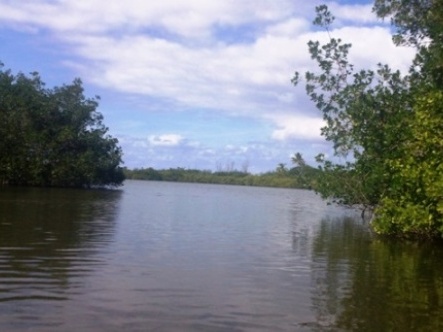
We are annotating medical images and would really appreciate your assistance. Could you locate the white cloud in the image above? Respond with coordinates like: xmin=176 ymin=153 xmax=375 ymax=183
xmin=333 ymin=26 xmax=415 ymax=72
xmin=266 ymin=18 xmax=310 ymax=37
xmin=57 ymin=23 xmax=412 ymax=123
xmin=119 ymin=132 xmax=285 ymax=172
xmin=0 ymin=1 xmax=414 ymax=109
xmin=148 ymin=134 xmax=184 ymax=147
xmin=0 ymin=0 xmax=297 ymax=36
xmin=269 ymin=114 xmax=324 ymax=141
xmin=0 ymin=0 xmax=418 ymax=172
xmin=329 ymin=3 xmax=379 ymax=25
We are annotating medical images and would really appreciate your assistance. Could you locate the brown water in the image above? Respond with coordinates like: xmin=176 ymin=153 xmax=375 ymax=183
xmin=1 ymin=180 xmax=442 ymax=331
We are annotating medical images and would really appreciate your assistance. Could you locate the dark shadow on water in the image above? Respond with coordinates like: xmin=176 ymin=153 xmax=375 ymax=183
xmin=310 ymin=216 xmax=443 ymax=331
xmin=0 ymin=186 xmax=122 ymax=303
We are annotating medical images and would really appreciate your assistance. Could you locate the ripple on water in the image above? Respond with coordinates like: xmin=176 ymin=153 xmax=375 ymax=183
xmin=2 ymin=182 xmax=442 ymax=331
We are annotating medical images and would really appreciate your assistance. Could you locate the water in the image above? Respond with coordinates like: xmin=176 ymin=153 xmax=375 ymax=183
xmin=1 ymin=180 xmax=442 ymax=331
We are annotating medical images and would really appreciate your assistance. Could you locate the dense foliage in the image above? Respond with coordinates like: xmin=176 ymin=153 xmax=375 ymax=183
xmin=293 ymin=2 xmax=443 ymax=237
xmin=0 ymin=64 xmax=124 ymax=188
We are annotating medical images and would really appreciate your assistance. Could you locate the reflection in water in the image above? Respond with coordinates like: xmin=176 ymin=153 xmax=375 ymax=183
xmin=1 ymin=181 xmax=443 ymax=331
xmin=311 ymin=216 xmax=443 ymax=331
xmin=0 ymin=186 xmax=121 ymax=329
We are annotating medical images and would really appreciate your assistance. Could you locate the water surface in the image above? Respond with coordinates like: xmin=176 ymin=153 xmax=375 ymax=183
xmin=1 ymin=180 xmax=442 ymax=331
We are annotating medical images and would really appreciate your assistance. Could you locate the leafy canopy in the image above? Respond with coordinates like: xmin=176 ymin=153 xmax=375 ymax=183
xmin=0 ymin=64 xmax=124 ymax=188
xmin=293 ymin=3 xmax=443 ymax=238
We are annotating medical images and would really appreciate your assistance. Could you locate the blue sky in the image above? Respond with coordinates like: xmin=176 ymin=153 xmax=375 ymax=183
xmin=0 ymin=0 xmax=415 ymax=173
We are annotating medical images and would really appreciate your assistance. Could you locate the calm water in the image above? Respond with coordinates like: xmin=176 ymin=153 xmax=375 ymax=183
xmin=1 ymin=180 xmax=443 ymax=331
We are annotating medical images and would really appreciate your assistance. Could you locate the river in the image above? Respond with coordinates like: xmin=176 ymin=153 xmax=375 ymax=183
xmin=1 ymin=180 xmax=442 ymax=331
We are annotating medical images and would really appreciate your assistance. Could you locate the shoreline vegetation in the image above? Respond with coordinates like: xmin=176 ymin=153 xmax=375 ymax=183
xmin=123 ymin=163 xmax=320 ymax=190
xmin=290 ymin=2 xmax=443 ymax=239
xmin=0 ymin=63 xmax=125 ymax=188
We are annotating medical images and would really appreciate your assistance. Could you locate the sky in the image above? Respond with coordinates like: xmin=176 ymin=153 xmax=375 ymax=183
xmin=0 ymin=0 xmax=415 ymax=173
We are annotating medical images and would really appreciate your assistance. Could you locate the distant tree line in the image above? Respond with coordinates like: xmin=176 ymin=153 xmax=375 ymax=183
xmin=0 ymin=64 xmax=124 ymax=188
xmin=124 ymin=153 xmax=320 ymax=189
